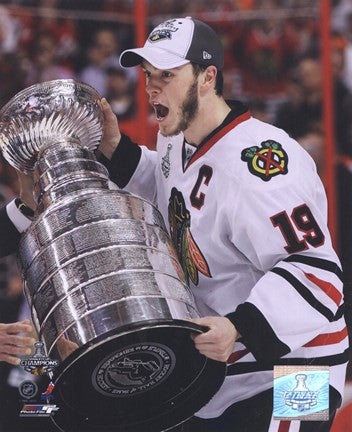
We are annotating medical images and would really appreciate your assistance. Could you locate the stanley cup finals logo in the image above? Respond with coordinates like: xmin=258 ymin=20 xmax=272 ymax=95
xmin=20 ymin=342 xmax=59 ymax=376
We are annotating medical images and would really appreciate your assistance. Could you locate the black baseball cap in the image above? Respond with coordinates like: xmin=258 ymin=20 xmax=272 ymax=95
xmin=119 ymin=17 xmax=224 ymax=71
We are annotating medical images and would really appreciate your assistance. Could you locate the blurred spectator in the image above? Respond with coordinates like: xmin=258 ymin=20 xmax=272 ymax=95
xmin=105 ymin=67 xmax=135 ymax=121
xmin=18 ymin=0 xmax=78 ymax=67
xmin=337 ymin=11 xmax=352 ymax=94
xmin=332 ymin=0 xmax=352 ymax=34
xmin=247 ymin=98 xmax=271 ymax=123
xmin=149 ymin=0 xmax=187 ymax=16
xmin=332 ymin=1 xmax=352 ymax=93
xmin=0 ymin=52 xmax=26 ymax=108
xmin=274 ymin=57 xmax=323 ymax=145
xmin=79 ymin=28 xmax=135 ymax=97
xmin=232 ymin=0 xmax=300 ymax=100
xmin=286 ymin=15 xmax=320 ymax=59
xmin=24 ymin=32 xmax=75 ymax=86
xmin=0 ymin=5 xmax=21 ymax=54
xmin=80 ymin=43 xmax=108 ymax=95
xmin=229 ymin=0 xmax=256 ymax=10
xmin=222 ymin=68 xmax=243 ymax=101
xmin=89 ymin=27 xmax=117 ymax=61
xmin=330 ymin=40 xmax=352 ymax=357
xmin=275 ymin=54 xmax=352 ymax=166
xmin=118 ymin=110 xmax=159 ymax=150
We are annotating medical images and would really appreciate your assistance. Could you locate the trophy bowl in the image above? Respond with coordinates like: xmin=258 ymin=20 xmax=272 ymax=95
xmin=0 ymin=80 xmax=226 ymax=432
xmin=0 ymin=79 xmax=103 ymax=173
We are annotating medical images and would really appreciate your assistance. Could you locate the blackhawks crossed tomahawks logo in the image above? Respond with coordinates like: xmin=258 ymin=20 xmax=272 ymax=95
xmin=168 ymin=187 xmax=211 ymax=285
xmin=241 ymin=140 xmax=288 ymax=181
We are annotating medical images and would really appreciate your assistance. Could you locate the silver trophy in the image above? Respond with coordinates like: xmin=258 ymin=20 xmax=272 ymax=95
xmin=0 ymin=80 xmax=226 ymax=431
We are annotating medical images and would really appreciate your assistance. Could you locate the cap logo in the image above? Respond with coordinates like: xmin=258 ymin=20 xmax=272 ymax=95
xmin=203 ymin=51 xmax=212 ymax=60
xmin=148 ymin=19 xmax=180 ymax=43
xmin=149 ymin=30 xmax=172 ymax=42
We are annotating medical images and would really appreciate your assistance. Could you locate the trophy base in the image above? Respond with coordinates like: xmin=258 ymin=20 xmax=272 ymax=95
xmin=51 ymin=320 xmax=226 ymax=432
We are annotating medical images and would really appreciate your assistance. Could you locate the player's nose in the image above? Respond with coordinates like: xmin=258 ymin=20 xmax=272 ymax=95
xmin=146 ymin=77 xmax=161 ymax=96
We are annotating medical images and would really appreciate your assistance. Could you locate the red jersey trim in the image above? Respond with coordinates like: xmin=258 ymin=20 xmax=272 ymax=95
xmin=278 ymin=421 xmax=291 ymax=432
xmin=304 ymin=272 xmax=342 ymax=306
xmin=227 ymin=348 xmax=250 ymax=364
xmin=185 ymin=111 xmax=251 ymax=170
xmin=304 ymin=327 xmax=348 ymax=347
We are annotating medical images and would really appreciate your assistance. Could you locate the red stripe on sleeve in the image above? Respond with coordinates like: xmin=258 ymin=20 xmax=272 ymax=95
xmin=278 ymin=420 xmax=291 ymax=432
xmin=304 ymin=327 xmax=348 ymax=347
xmin=304 ymin=272 xmax=342 ymax=306
xmin=227 ymin=348 xmax=249 ymax=364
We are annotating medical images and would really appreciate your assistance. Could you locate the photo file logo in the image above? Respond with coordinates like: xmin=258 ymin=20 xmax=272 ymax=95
xmin=20 ymin=404 xmax=59 ymax=417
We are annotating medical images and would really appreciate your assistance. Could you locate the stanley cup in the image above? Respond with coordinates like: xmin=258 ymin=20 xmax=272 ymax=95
xmin=0 ymin=80 xmax=226 ymax=432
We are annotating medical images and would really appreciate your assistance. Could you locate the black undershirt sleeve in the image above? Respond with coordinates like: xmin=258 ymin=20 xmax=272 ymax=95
xmin=226 ymin=303 xmax=291 ymax=363
xmin=0 ymin=206 xmax=21 ymax=257
xmin=98 ymin=133 xmax=142 ymax=188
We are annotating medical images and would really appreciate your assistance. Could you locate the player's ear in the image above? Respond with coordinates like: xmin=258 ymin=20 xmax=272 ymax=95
xmin=199 ymin=66 xmax=217 ymax=94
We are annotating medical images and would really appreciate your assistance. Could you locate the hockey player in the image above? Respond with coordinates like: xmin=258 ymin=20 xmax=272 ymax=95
xmin=97 ymin=17 xmax=348 ymax=432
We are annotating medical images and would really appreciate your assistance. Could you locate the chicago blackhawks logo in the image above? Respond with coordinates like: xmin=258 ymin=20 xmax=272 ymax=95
xmin=168 ymin=187 xmax=211 ymax=285
xmin=241 ymin=140 xmax=288 ymax=181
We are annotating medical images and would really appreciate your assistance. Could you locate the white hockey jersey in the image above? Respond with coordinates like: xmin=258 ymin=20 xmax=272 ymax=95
xmin=102 ymin=102 xmax=348 ymax=418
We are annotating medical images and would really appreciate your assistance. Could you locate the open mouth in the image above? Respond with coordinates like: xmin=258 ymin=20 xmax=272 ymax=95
xmin=153 ymin=103 xmax=169 ymax=121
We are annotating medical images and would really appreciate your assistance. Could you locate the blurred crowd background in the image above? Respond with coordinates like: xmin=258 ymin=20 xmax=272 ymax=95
xmin=0 ymin=0 xmax=351 ymax=430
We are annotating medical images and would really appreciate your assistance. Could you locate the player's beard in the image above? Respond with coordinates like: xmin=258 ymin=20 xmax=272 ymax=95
xmin=161 ymin=79 xmax=199 ymax=137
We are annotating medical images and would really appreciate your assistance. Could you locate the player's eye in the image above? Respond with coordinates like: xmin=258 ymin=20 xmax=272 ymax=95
xmin=143 ymin=69 xmax=151 ymax=80
xmin=161 ymin=71 xmax=172 ymax=79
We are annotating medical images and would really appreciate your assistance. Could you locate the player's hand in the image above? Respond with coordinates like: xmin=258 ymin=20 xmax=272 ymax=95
xmin=190 ymin=316 xmax=239 ymax=362
xmin=0 ymin=320 xmax=36 ymax=365
xmin=98 ymin=98 xmax=121 ymax=160
xmin=17 ymin=170 xmax=37 ymax=211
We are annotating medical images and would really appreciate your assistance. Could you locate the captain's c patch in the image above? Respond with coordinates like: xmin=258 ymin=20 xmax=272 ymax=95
xmin=241 ymin=140 xmax=288 ymax=181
